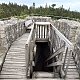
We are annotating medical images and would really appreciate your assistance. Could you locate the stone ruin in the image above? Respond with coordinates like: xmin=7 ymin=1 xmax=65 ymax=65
xmin=0 ymin=18 xmax=26 ymax=58
xmin=53 ymin=19 xmax=80 ymax=73
xmin=53 ymin=19 xmax=80 ymax=45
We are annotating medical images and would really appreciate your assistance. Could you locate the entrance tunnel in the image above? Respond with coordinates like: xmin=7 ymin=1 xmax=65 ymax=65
xmin=34 ymin=42 xmax=53 ymax=72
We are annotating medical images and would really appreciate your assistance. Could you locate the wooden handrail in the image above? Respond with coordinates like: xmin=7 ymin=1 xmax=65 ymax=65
xmin=46 ymin=45 xmax=65 ymax=61
xmin=51 ymin=23 xmax=74 ymax=50
xmin=26 ymin=24 xmax=34 ymax=45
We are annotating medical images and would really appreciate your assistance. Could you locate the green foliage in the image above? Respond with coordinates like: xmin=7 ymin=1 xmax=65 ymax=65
xmin=0 ymin=3 xmax=29 ymax=19
xmin=0 ymin=3 xmax=80 ymax=19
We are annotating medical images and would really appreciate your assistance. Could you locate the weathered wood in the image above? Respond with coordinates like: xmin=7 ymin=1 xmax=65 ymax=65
xmin=67 ymin=72 xmax=79 ymax=75
xmin=47 ymin=45 xmax=64 ymax=61
xmin=67 ymin=69 xmax=77 ymax=72
xmin=51 ymin=24 xmax=74 ymax=49
xmin=0 ymin=19 xmax=80 ymax=79
xmin=5 ymin=63 xmax=25 ymax=66
xmin=66 ymin=74 xmax=79 ymax=79
xmin=32 ymin=72 xmax=54 ymax=78
xmin=0 ymin=75 xmax=26 ymax=79
xmin=47 ymin=61 xmax=63 ymax=67
xmin=63 ymin=47 xmax=68 ymax=70
xmin=1 ymin=73 xmax=26 ymax=76
xmin=0 ymin=33 xmax=30 ymax=79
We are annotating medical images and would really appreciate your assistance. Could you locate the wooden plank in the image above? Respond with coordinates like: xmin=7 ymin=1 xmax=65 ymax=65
xmin=0 ymin=79 xmax=79 ymax=80
xmin=4 ymin=63 xmax=26 ymax=66
xmin=36 ymin=24 xmax=38 ymax=39
xmin=47 ymin=45 xmax=64 ymax=61
xmin=6 ymin=53 xmax=25 ymax=56
xmin=4 ymin=61 xmax=26 ymax=64
xmin=13 ymin=44 xmax=24 ymax=48
xmin=4 ymin=62 xmax=25 ymax=64
xmin=6 ymin=54 xmax=25 ymax=56
xmin=65 ymin=64 xmax=76 ymax=66
xmin=39 ymin=25 xmax=40 ymax=38
xmin=2 ymin=66 xmax=26 ymax=69
xmin=67 ymin=72 xmax=79 ymax=75
xmin=9 ymin=48 xmax=25 ymax=50
xmin=1 ymin=71 xmax=26 ymax=76
xmin=5 ymin=57 xmax=25 ymax=60
xmin=44 ymin=25 xmax=45 ymax=38
xmin=63 ymin=47 xmax=68 ymax=69
xmin=33 ymin=72 xmax=54 ymax=78
xmin=11 ymin=46 xmax=25 ymax=48
xmin=5 ymin=56 xmax=25 ymax=59
xmin=64 ymin=66 xmax=77 ymax=69
xmin=7 ymin=51 xmax=25 ymax=54
xmin=3 ymin=64 xmax=26 ymax=67
xmin=9 ymin=49 xmax=25 ymax=52
xmin=3 ymin=66 xmax=26 ymax=69
xmin=4 ymin=57 xmax=25 ymax=60
xmin=41 ymin=25 xmax=43 ymax=38
xmin=6 ymin=55 xmax=25 ymax=57
xmin=2 ymin=68 xmax=26 ymax=72
xmin=5 ymin=59 xmax=25 ymax=62
xmin=65 ymin=60 xmax=75 ymax=63
xmin=0 ymin=78 xmax=27 ymax=80
xmin=7 ymin=50 xmax=25 ymax=52
xmin=66 ymin=75 xmax=79 ymax=79
xmin=65 ymin=68 xmax=77 ymax=72
xmin=1 ymin=31 xmax=29 ymax=80
xmin=66 ymin=57 xmax=74 ymax=60
xmin=7 ymin=52 xmax=25 ymax=55
xmin=0 ymin=75 xmax=26 ymax=79
xmin=47 ymin=61 xmax=63 ymax=67
xmin=2 ymin=67 xmax=26 ymax=71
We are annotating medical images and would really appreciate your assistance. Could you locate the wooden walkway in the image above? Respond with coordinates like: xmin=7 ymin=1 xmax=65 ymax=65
xmin=0 ymin=21 xmax=80 ymax=80
xmin=63 ymin=53 xmax=80 ymax=79
xmin=0 ymin=33 xmax=29 ymax=80
xmin=31 ymin=53 xmax=80 ymax=79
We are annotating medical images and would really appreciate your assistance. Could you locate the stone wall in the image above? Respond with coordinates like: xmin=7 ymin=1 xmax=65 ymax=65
xmin=0 ymin=18 xmax=26 ymax=57
xmin=0 ymin=18 xmax=33 ymax=71
xmin=53 ymin=19 xmax=80 ymax=74
xmin=53 ymin=19 xmax=80 ymax=45
xmin=53 ymin=20 xmax=70 ymax=39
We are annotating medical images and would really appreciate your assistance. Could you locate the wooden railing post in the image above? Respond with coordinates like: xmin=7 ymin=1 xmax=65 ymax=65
xmin=48 ymin=23 xmax=74 ymax=78
xmin=25 ymin=44 xmax=30 ymax=77
xmin=64 ymin=50 xmax=72 ymax=77
xmin=63 ymin=47 xmax=68 ymax=70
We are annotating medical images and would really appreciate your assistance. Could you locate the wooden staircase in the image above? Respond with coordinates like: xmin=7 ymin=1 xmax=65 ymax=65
xmin=0 ymin=20 xmax=80 ymax=80
xmin=63 ymin=53 xmax=80 ymax=79
xmin=0 ymin=33 xmax=29 ymax=80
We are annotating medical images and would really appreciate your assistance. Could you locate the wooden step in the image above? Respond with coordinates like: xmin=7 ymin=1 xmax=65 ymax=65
xmin=32 ymin=72 xmax=54 ymax=78
xmin=66 ymin=74 xmax=79 ymax=79
xmin=1 ymin=71 xmax=26 ymax=76
xmin=67 ymin=72 xmax=79 ymax=75
xmin=64 ymin=65 xmax=77 ymax=69
xmin=5 ymin=57 xmax=25 ymax=61
xmin=0 ymin=74 xmax=26 ymax=79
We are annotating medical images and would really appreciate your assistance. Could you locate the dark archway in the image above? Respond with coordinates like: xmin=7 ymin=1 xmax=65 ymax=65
xmin=34 ymin=42 xmax=53 ymax=72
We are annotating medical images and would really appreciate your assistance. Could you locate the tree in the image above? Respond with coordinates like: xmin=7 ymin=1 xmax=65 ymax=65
xmin=0 ymin=2 xmax=80 ymax=19
xmin=51 ymin=4 xmax=56 ymax=8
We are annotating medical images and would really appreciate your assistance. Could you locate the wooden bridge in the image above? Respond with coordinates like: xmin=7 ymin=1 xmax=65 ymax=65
xmin=0 ymin=17 xmax=80 ymax=80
